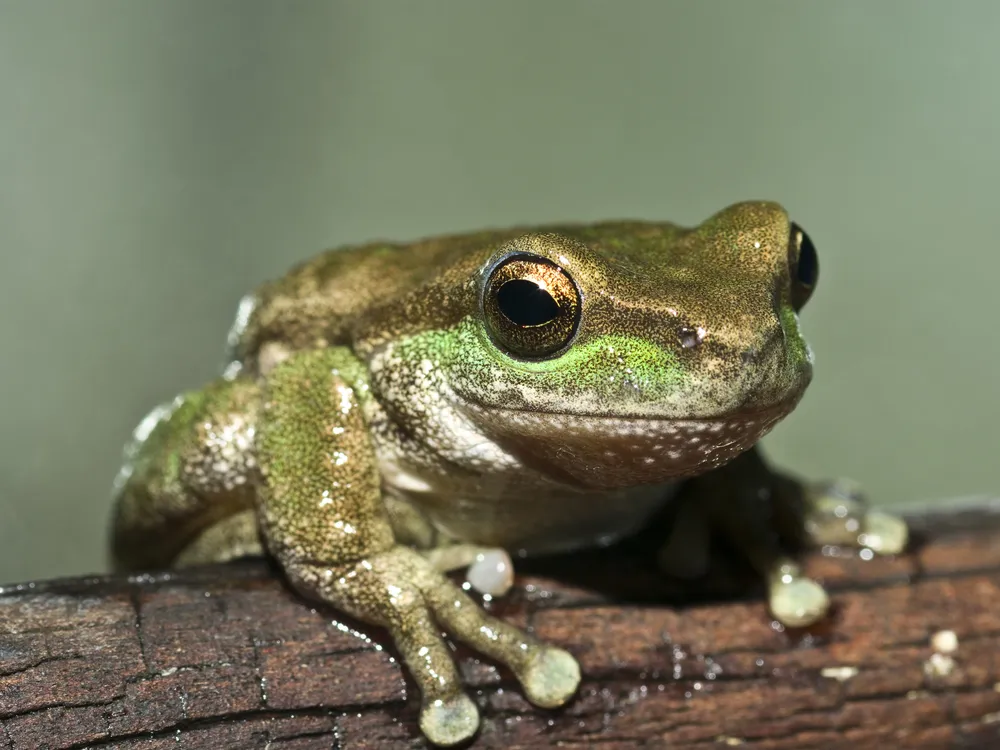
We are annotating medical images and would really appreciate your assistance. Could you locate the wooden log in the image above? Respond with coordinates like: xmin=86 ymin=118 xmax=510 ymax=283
xmin=2 ymin=503 xmax=1000 ymax=749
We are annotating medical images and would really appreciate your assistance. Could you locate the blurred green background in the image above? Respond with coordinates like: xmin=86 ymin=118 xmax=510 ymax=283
xmin=1 ymin=1 xmax=997 ymax=583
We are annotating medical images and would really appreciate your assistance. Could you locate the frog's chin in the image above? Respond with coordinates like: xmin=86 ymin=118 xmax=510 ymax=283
xmin=458 ymin=396 xmax=801 ymax=491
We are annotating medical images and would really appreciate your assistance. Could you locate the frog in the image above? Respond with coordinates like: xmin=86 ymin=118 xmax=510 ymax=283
xmin=109 ymin=201 xmax=908 ymax=747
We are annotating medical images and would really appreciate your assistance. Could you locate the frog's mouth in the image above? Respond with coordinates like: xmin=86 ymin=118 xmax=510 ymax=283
xmin=457 ymin=395 xmax=801 ymax=491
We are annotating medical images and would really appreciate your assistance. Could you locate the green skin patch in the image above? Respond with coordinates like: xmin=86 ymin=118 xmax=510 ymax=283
xmin=387 ymin=319 xmax=693 ymax=416
xmin=779 ymin=304 xmax=813 ymax=366
xmin=382 ymin=313 xmax=808 ymax=423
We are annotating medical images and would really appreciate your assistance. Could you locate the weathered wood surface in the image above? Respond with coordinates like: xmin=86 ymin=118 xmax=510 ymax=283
xmin=2 ymin=504 xmax=1000 ymax=749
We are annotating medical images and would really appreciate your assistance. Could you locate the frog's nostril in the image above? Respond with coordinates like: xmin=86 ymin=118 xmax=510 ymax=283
xmin=678 ymin=327 xmax=704 ymax=349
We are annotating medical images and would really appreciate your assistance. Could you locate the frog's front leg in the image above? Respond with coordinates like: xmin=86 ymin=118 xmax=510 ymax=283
xmin=660 ymin=447 xmax=908 ymax=628
xmin=257 ymin=348 xmax=579 ymax=747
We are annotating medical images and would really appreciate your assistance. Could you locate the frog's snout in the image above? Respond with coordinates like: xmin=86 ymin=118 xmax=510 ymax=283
xmin=735 ymin=326 xmax=810 ymax=407
xmin=740 ymin=325 xmax=783 ymax=368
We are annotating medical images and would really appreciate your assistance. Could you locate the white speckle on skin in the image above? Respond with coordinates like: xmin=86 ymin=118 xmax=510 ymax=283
xmin=335 ymin=384 xmax=354 ymax=414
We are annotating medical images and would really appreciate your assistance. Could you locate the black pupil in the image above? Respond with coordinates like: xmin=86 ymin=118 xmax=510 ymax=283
xmin=496 ymin=279 xmax=560 ymax=327
xmin=793 ymin=223 xmax=818 ymax=287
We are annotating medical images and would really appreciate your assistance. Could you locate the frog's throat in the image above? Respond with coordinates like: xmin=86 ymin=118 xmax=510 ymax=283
xmin=456 ymin=396 xmax=800 ymax=491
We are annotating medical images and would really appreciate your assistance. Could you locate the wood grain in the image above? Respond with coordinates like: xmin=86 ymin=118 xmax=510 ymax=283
xmin=2 ymin=505 xmax=999 ymax=749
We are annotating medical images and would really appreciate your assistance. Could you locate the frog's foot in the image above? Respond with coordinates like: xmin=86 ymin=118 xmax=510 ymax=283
xmin=767 ymin=479 xmax=906 ymax=626
xmin=802 ymin=479 xmax=908 ymax=555
xmin=657 ymin=450 xmax=911 ymax=630
xmin=422 ymin=555 xmax=581 ymax=709
xmin=423 ymin=544 xmax=515 ymax=597
xmin=290 ymin=546 xmax=578 ymax=746
xmin=766 ymin=558 xmax=830 ymax=628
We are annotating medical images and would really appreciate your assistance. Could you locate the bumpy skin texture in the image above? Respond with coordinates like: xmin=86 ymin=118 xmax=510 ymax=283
xmin=110 ymin=202 xmax=907 ymax=746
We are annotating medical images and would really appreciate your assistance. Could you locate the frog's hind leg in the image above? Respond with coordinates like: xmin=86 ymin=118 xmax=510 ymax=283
xmin=110 ymin=377 xmax=263 ymax=572
xmin=173 ymin=509 xmax=263 ymax=567
xmin=660 ymin=447 xmax=908 ymax=628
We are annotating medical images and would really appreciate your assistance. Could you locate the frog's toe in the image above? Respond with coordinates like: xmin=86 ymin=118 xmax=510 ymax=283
xmin=768 ymin=566 xmax=830 ymax=628
xmin=423 ymin=574 xmax=579 ymax=713
xmin=857 ymin=509 xmax=908 ymax=555
xmin=802 ymin=487 xmax=867 ymax=546
xmin=803 ymin=480 xmax=909 ymax=555
xmin=419 ymin=692 xmax=480 ymax=747
xmin=518 ymin=647 xmax=581 ymax=708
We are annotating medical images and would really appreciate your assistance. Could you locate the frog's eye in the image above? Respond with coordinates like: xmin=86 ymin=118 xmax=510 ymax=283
xmin=789 ymin=222 xmax=819 ymax=310
xmin=483 ymin=254 xmax=581 ymax=359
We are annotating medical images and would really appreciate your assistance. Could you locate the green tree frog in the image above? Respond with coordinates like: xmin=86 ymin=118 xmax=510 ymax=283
xmin=110 ymin=201 xmax=907 ymax=746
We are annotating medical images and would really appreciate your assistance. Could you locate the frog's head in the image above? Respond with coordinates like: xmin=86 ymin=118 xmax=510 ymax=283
xmin=379 ymin=201 xmax=818 ymax=490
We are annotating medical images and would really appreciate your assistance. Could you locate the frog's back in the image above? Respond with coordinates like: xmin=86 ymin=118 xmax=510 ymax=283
xmin=228 ymin=229 xmax=500 ymax=369
xmin=228 ymin=220 xmax=684 ymax=372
